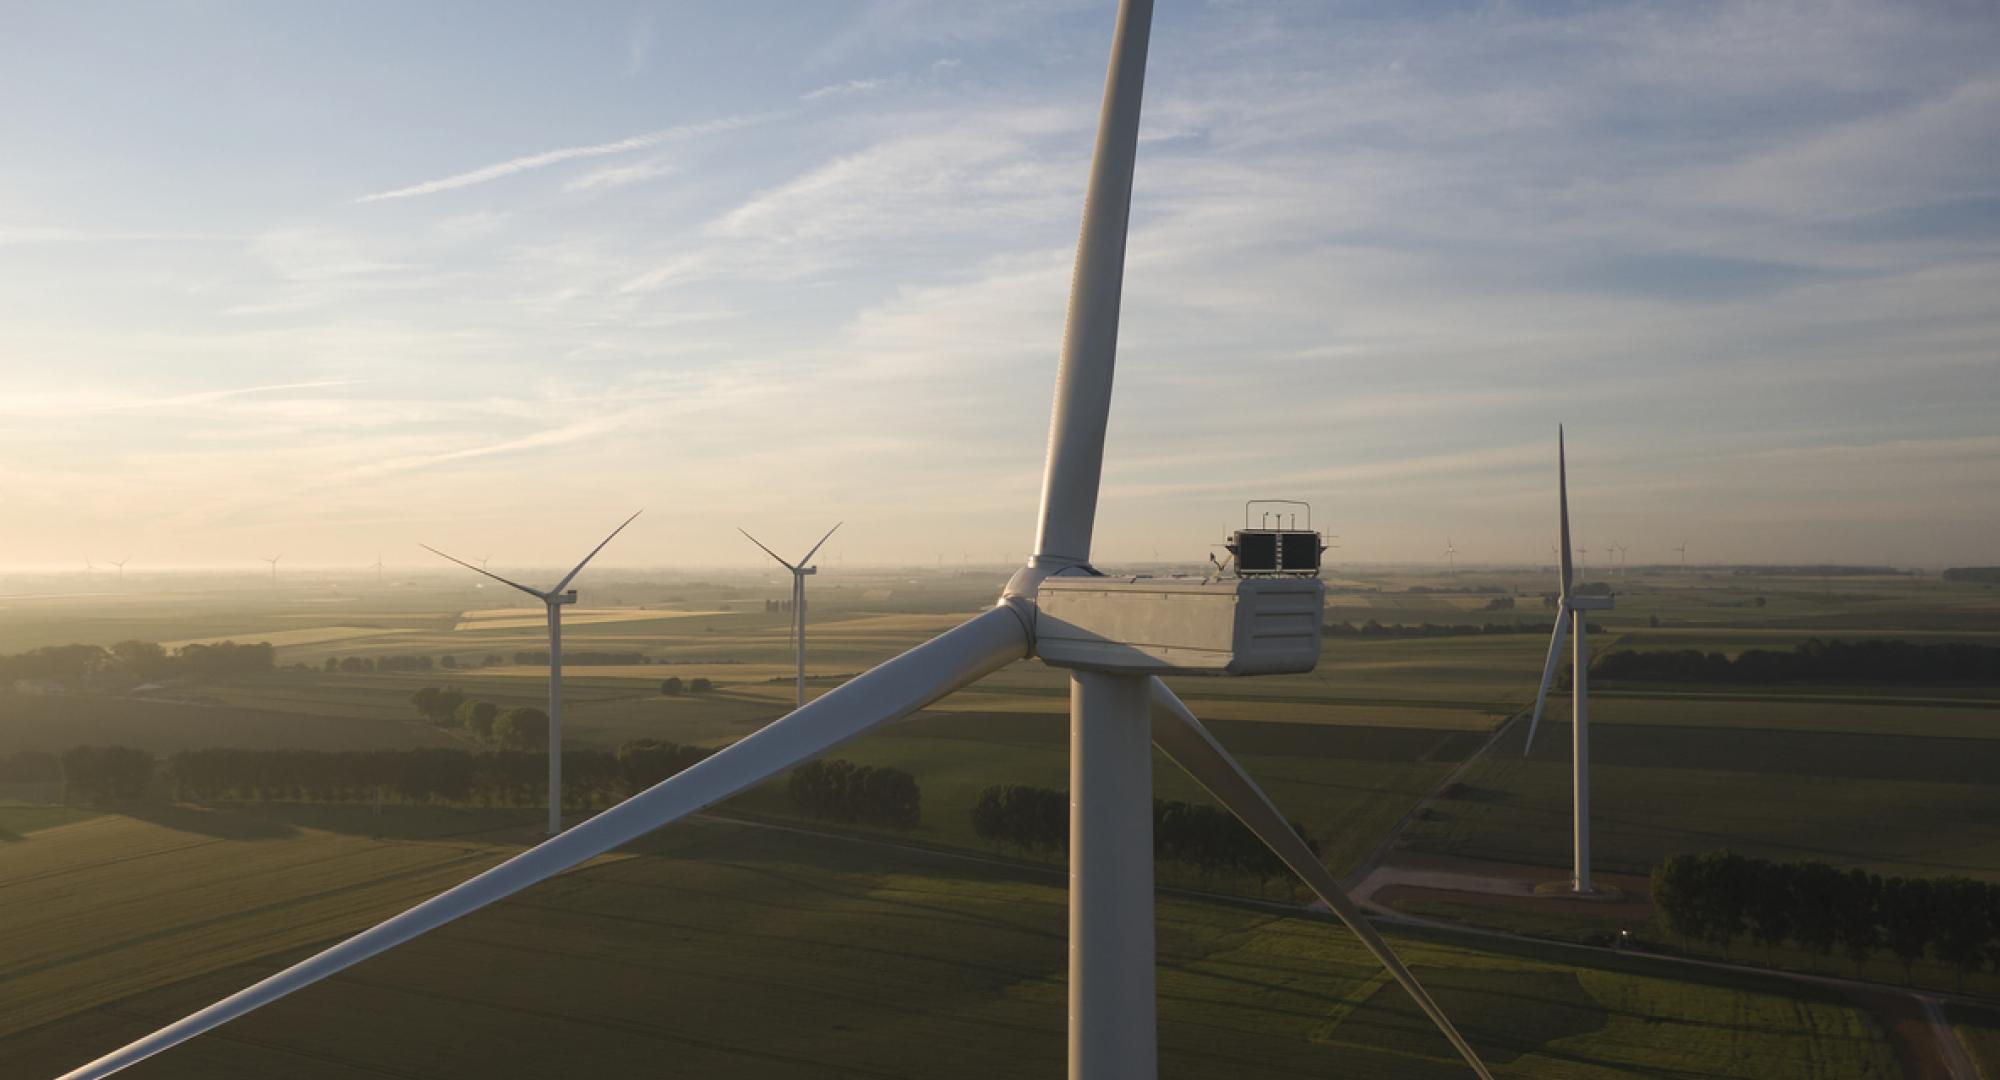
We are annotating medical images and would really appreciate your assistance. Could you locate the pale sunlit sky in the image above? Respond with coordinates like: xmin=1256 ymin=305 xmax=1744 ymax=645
xmin=2 ymin=0 xmax=1997 ymax=572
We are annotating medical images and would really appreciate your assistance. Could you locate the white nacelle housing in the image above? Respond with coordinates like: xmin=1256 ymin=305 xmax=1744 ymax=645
xmin=1034 ymin=576 xmax=1325 ymax=677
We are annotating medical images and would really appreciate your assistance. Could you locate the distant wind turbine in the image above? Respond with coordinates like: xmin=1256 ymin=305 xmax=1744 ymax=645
xmin=1524 ymin=427 xmax=1613 ymax=895
xmin=263 ymin=554 xmax=282 ymax=583
xmin=423 ymin=511 xmax=641 ymax=835
xmin=1674 ymin=540 xmax=1688 ymax=573
xmin=109 ymin=558 xmax=129 ymax=583
xmin=372 ymin=553 xmax=385 ymax=586
xmin=739 ymin=523 xmax=841 ymax=709
xmin=1441 ymin=538 xmax=1458 ymax=569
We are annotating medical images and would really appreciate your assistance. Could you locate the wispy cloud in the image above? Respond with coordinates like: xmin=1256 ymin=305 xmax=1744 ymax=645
xmin=800 ymin=77 xmax=894 ymax=102
xmin=355 ymin=113 xmax=774 ymax=203
xmin=624 ymin=15 xmax=655 ymax=78
xmin=563 ymin=157 xmax=680 ymax=194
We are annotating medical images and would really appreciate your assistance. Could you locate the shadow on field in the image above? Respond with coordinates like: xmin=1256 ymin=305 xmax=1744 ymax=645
xmin=115 ymin=802 xmax=301 ymax=839
xmin=116 ymin=801 xmax=547 ymax=844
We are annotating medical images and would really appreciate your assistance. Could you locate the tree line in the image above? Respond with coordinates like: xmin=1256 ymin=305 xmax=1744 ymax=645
xmin=1652 ymin=851 xmax=2000 ymax=988
xmin=406 ymin=686 xmax=552 ymax=748
xmin=0 ymin=640 xmax=273 ymax=686
xmin=1599 ymin=639 xmax=2000 ymax=685
xmin=1323 ymin=620 xmax=1600 ymax=639
xmin=969 ymin=784 xmax=1317 ymax=889
xmin=787 ymin=759 xmax=921 ymax=828
xmin=508 ymin=649 xmax=652 ymax=666
xmin=1943 ymin=567 xmax=2000 ymax=584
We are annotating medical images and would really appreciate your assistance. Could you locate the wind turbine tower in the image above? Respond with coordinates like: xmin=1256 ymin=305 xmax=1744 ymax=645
xmin=1441 ymin=538 xmax=1458 ymax=569
xmin=1674 ymin=541 xmax=1688 ymax=573
xmin=1524 ymin=427 xmax=1614 ymax=894
xmin=109 ymin=558 xmax=129 ymax=583
xmin=739 ymin=523 xmax=841 ymax=709
xmin=57 ymin=5 xmax=1495 ymax=1077
xmin=423 ymin=511 xmax=641 ymax=835
xmin=263 ymin=554 xmax=282 ymax=584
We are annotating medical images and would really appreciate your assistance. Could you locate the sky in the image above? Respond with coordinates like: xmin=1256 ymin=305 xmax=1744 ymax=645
xmin=2 ymin=0 xmax=1997 ymax=573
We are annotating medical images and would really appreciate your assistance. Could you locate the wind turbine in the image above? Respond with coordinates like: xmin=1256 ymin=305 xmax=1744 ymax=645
xmin=1523 ymin=427 xmax=1614 ymax=895
xmin=263 ymin=554 xmax=282 ymax=584
xmin=1674 ymin=540 xmax=1688 ymax=573
xmin=1441 ymin=537 xmax=1458 ymax=569
xmin=372 ymin=553 xmax=385 ymax=586
xmin=109 ymin=558 xmax=129 ymax=583
xmin=739 ymin=522 xmax=841 ymax=709
xmin=421 ymin=511 xmax=641 ymax=836
xmin=55 ymin=5 xmax=1492 ymax=1078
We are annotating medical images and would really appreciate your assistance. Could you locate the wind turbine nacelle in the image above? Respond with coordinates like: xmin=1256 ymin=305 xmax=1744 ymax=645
xmin=555 ymin=590 xmax=579 ymax=606
xmin=1034 ymin=576 xmax=1324 ymax=677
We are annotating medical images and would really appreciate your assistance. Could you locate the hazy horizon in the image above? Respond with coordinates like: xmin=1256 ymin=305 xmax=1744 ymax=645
xmin=5 ymin=1 xmax=1997 ymax=569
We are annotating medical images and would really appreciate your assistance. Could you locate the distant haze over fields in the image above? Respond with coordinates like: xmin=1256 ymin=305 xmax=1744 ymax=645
xmin=2 ymin=1 xmax=1995 ymax=568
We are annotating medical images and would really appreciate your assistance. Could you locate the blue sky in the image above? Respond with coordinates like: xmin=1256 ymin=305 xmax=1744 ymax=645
xmin=2 ymin=0 xmax=1996 ymax=571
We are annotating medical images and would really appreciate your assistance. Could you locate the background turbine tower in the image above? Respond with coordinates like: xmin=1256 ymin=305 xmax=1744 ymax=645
xmin=56 ymin=5 xmax=1495 ymax=1077
xmin=1523 ymin=427 xmax=1614 ymax=894
xmin=262 ymin=554 xmax=281 ymax=584
xmin=1441 ymin=537 xmax=1458 ymax=569
xmin=108 ymin=557 xmax=128 ymax=583
xmin=1675 ymin=540 xmax=1688 ymax=572
xmin=422 ymin=511 xmax=640 ymax=836
xmin=739 ymin=522 xmax=841 ymax=709
xmin=372 ymin=552 xmax=384 ymax=586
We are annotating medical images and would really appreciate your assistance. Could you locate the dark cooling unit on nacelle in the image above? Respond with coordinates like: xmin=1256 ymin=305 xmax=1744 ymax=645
xmin=1227 ymin=500 xmax=1328 ymax=577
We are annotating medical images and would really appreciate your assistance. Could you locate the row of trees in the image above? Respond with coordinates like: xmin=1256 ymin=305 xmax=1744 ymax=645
xmin=168 ymin=740 xmax=716 ymax=810
xmin=60 ymin=745 xmax=155 ymax=801
xmin=787 ymin=759 xmax=921 ymax=828
xmin=1653 ymin=851 xmax=2000 ymax=988
xmin=1600 ymin=639 xmax=2000 ymax=685
xmin=657 ymin=676 xmax=715 ymax=696
xmin=0 ymin=640 xmax=273 ymax=686
xmin=1322 ymin=620 xmax=1601 ymax=639
xmin=408 ymin=687 xmax=550 ymax=748
xmin=326 ymin=653 xmax=513 ymax=672
xmin=1942 ymin=567 xmax=2000 ymax=584
xmin=508 ymin=650 xmax=651 ymax=666
xmin=968 ymin=785 xmax=1317 ymax=889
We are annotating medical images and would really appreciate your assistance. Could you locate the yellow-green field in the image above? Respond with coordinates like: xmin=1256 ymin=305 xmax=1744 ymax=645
xmin=0 ymin=806 xmax=1905 ymax=1079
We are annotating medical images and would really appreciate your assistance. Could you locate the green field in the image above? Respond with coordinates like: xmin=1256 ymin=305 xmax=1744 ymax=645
xmin=0 ymin=806 xmax=1905 ymax=1079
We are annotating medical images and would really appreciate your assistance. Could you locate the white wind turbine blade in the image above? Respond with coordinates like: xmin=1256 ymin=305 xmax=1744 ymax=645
xmin=420 ymin=544 xmax=546 ymax=600
xmin=738 ymin=527 xmax=796 ymax=571
xmin=1524 ymin=608 xmax=1570 ymax=755
xmin=551 ymin=510 xmax=642 ymax=595
xmin=798 ymin=521 xmax=842 ymax=566
xmin=1030 ymin=0 xmax=1152 ymax=567
xmin=1148 ymin=682 xmax=1495 ymax=1080
xmin=56 ymin=604 xmax=1030 ymax=1080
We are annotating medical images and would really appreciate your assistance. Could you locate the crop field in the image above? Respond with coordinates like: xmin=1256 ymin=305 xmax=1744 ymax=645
xmin=0 ymin=807 xmax=1904 ymax=1079
xmin=1401 ymin=718 xmax=2000 ymax=880
xmin=0 ymin=691 xmax=466 ymax=754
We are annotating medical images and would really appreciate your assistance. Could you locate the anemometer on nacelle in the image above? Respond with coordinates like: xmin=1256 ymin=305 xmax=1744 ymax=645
xmin=1032 ymin=499 xmax=1328 ymax=678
